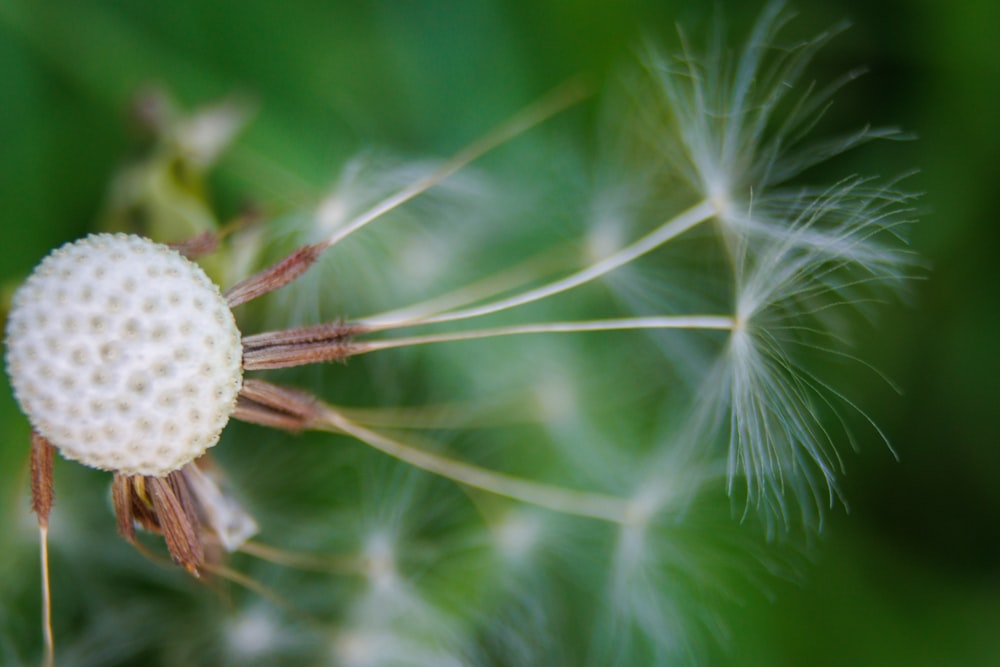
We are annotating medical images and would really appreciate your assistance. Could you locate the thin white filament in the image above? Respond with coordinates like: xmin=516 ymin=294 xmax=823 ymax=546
xmin=358 ymin=198 xmax=718 ymax=330
xmin=316 ymin=406 xmax=632 ymax=523
xmin=352 ymin=315 xmax=736 ymax=354
xmin=321 ymin=79 xmax=592 ymax=251
xmin=360 ymin=245 xmax=573 ymax=328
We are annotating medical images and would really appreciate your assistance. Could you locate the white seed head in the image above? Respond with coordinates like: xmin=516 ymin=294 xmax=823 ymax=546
xmin=5 ymin=233 xmax=243 ymax=476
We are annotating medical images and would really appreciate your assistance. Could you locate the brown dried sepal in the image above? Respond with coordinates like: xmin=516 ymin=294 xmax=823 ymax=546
xmin=241 ymin=321 xmax=359 ymax=371
xmin=224 ymin=242 xmax=325 ymax=308
xmin=112 ymin=471 xmax=206 ymax=577
xmin=30 ymin=431 xmax=55 ymax=528
xmin=232 ymin=379 xmax=321 ymax=432
xmin=149 ymin=476 xmax=204 ymax=576
xmin=111 ymin=474 xmax=137 ymax=544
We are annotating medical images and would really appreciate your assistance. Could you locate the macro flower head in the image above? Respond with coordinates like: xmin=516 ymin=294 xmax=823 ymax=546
xmin=1 ymin=2 xmax=916 ymax=664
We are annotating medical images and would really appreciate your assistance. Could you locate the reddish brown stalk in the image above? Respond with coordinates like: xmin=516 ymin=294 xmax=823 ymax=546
xmin=242 ymin=340 xmax=353 ymax=370
xmin=30 ymin=432 xmax=55 ymax=527
xmin=232 ymin=379 xmax=321 ymax=431
xmin=224 ymin=243 xmax=325 ymax=308
xmin=241 ymin=321 xmax=358 ymax=370
xmin=111 ymin=474 xmax=136 ymax=544
xmin=242 ymin=321 xmax=364 ymax=348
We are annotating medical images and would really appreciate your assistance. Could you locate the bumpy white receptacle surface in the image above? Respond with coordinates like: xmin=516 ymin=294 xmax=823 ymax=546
xmin=4 ymin=234 xmax=244 ymax=476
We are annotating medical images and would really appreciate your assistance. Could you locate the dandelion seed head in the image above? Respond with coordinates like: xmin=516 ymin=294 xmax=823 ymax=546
xmin=5 ymin=234 xmax=243 ymax=476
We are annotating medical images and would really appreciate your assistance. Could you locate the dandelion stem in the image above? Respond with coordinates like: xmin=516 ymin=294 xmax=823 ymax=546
xmin=39 ymin=525 xmax=54 ymax=667
xmin=351 ymin=315 xmax=735 ymax=354
xmin=315 ymin=406 xmax=632 ymax=523
xmin=320 ymin=78 xmax=593 ymax=251
xmin=359 ymin=198 xmax=718 ymax=330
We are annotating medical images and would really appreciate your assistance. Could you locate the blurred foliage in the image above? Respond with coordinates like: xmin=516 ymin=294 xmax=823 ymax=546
xmin=1 ymin=0 xmax=999 ymax=665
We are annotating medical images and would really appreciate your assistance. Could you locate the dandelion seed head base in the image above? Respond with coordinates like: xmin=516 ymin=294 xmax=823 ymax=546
xmin=5 ymin=234 xmax=243 ymax=476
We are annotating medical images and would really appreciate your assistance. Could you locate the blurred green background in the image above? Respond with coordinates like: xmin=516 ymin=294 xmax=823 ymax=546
xmin=1 ymin=0 xmax=998 ymax=665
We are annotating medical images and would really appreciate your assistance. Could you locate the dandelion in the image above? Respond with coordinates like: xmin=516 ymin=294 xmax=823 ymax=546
xmin=3 ymin=2 xmax=914 ymax=663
